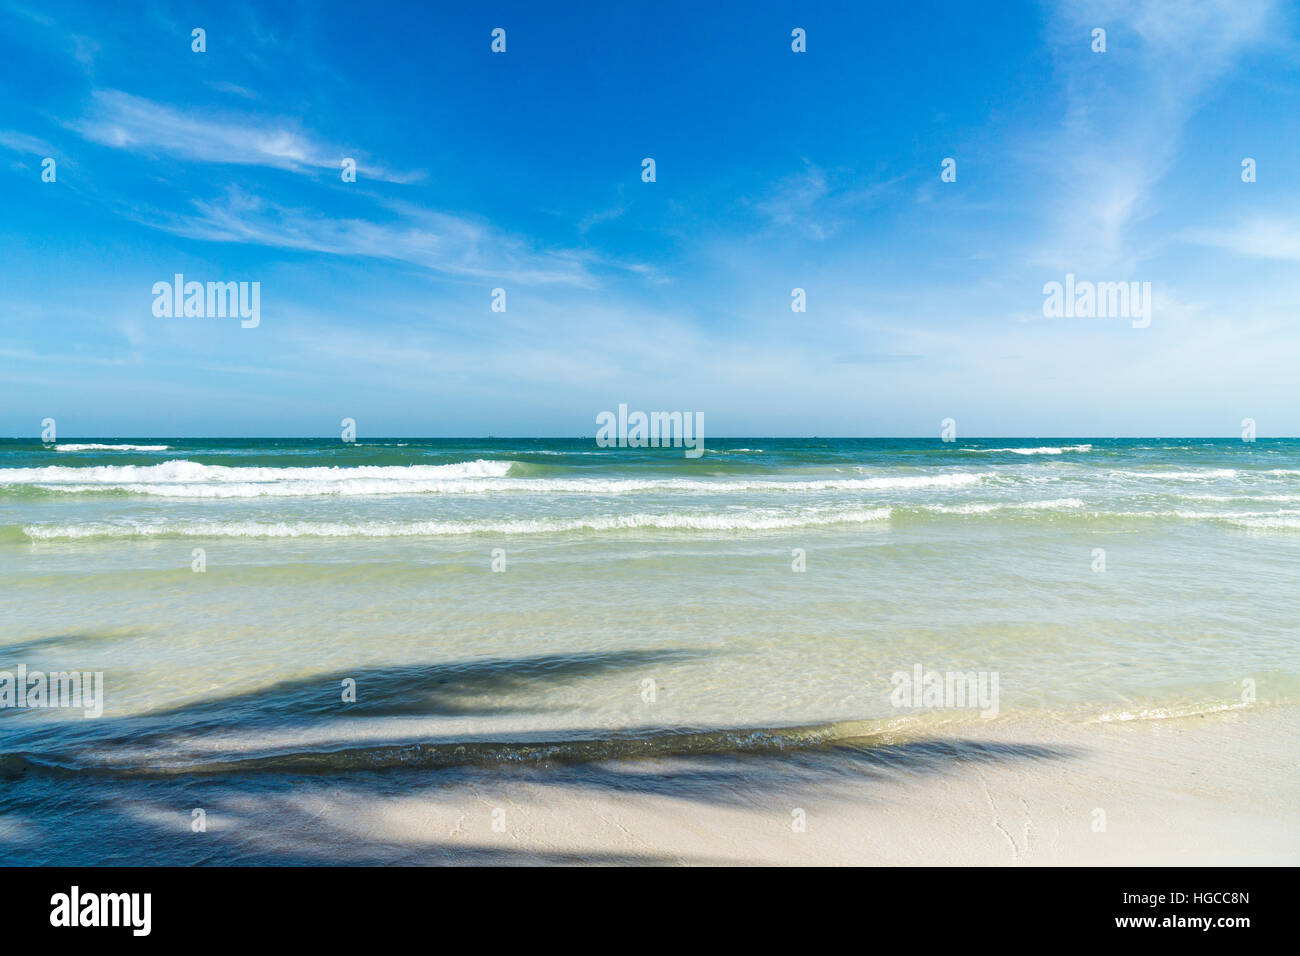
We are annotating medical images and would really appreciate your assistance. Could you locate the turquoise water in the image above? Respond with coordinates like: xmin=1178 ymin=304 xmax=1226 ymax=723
xmin=1 ymin=437 xmax=1297 ymax=781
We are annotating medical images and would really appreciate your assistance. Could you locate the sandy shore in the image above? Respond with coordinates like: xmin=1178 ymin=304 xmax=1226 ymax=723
xmin=4 ymin=705 xmax=1295 ymax=865
xmin=132 ymin=705 xmax=1292 ymax=866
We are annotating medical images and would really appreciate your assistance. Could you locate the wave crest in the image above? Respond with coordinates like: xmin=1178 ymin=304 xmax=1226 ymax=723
xmin=963 ymin=445 xmax=1092 ymax=455
xmin=53 ymin=443 xmax=171 ymax=452
xmin=21 ymin=507 xmax=893 ymax=540
xmin=0 ymin=463 xmax=983 ymax=498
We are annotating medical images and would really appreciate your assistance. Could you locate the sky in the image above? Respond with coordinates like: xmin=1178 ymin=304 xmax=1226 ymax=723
xmin=1 ymin=0 xmax=1298 ymax=437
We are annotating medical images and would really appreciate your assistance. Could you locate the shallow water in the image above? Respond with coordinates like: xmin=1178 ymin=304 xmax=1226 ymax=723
xmin=1 ymin=437 xmax=1297 ymax=780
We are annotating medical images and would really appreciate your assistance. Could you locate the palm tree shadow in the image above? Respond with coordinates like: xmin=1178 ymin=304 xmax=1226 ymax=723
xmin=0 ymin=733 xmax=1082 ymax=865
xmin=0 ymin=643 xmax=1084 ymax=864
xmin=0 ymin=647 xmax=697 ymax=752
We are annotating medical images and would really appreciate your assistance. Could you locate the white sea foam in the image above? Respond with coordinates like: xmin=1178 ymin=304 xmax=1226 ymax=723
xmin=1181 ymin=493 xmax=1300 ymax=502
xmin=1086 ymin=508 xmax=1300 ymax=529
xmin=0 ymin=459 xmax=513 ymax=494
xmin=53 ymin=443 xmax=171 ymax=452
xmin=1170 ymin=509 xmax=1300 ymax=520
xmin=22 ymin=507 xmax=894 ymax=540
xmin=0 ymin=462 xmax=984 ymax=498
xmin=1221 ymin=515 xmax=1300 ymax=531
xmin=1108 ymin=469 xmax=1240 ymax=480
xmin=963 ymin=445 xmax=1092 ymax=455
xmin=1092 ymin=700 xmax=1253 ymax=723
xmin=922 ymin=498 xmax=1085 ymax=514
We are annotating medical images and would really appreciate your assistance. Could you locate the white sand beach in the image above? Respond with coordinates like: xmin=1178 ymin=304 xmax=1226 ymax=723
xmin=97 ymin=705 xmax=1292 ymax=866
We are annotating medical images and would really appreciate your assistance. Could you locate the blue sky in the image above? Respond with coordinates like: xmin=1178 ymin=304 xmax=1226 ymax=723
xmin=1 ymin=0 xmax=1298 ymax=437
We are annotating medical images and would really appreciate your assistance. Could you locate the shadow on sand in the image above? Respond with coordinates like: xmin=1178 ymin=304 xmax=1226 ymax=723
xmin=0 ymin=645 xmax=1082 ymax=865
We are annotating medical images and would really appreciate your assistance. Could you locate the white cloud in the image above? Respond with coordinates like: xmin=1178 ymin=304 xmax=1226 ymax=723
xmin=750 ymin=161 xmax=899 ymax=240
xmin=1033 ymin=0 xmax=1278 ymax=273
xmin=72 ymin=90 xmax=423 ymax=183
xmin=0 ymin=129 xmax=55 ymax=155
xmin=140 ymin=187 xmax=600 ymax=286
xmin=1180 ymin=217 xmax=1300 ymax=262
xmin=206 ymin=81 xmax=260 ymax=100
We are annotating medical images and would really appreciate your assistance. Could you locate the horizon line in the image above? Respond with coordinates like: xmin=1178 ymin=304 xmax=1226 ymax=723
xmin=4 ymin=435 xmax=1294 ymax=442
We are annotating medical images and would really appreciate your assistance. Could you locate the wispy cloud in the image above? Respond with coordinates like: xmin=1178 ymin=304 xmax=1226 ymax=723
xmin=71 ymin=90 xmax=424 ymax=183
xmin=0 ymin=129 xmax=55 ymax=155
xmin=749 ymin=161 xmax=899 ymax=240
xmin=2 ymin=2 xmax=99 ymax=74
xmin=1034 ymin=0 xmax=1278 ymax=272
xmin=206 ymin=80 xmax=260 ymax=101
xmin=138 ymin=187 xmax=601 ymax=286
xmin=578 ymin=198 xmax=627 ymax=234
xmin=1180 ymin=217 xmax=1300 ymax=261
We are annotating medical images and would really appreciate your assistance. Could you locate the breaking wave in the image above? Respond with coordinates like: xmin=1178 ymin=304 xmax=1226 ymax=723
xmin=0 ymin=462 xmax=985 ymax=498
xmin=54 ymin=443 xmax=171 ymax=452
xmin=21 ymin=507 xmax=894 ymax=540
xmin=963 ymin=444 xmax=1092 ymax=455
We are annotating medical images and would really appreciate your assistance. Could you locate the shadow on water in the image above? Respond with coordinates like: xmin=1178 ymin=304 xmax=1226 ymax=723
xmin=139 ymin=647 xmax=702 ymax=720
xmin=0 ymin=647 xmax=698 ymax=749
xmin=0 ymin=644 xmax=1083 ymax=865
xmin=0 ymin=628 xmax=147 ymax=658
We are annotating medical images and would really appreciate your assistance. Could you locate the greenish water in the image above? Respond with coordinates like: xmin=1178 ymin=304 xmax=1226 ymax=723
xmin=0 ymin=437 xmax=1297 ymax=782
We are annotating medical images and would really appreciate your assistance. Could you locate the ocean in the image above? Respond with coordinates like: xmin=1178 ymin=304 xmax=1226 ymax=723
xmin=1 ymin=437 xmax=1297 ymax=861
